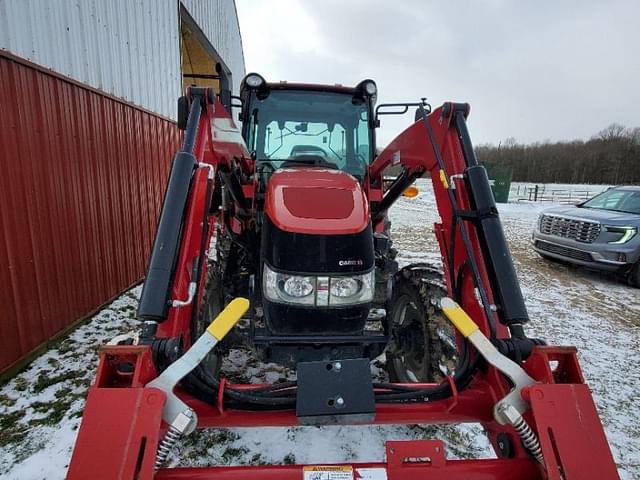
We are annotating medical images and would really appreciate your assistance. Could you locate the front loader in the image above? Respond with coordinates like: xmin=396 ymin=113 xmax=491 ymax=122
xmin=67 ymin=74 xmax=620 ymax=479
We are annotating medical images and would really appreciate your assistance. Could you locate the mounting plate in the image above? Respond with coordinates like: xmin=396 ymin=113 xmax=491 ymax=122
xmin=296 ymin=358 xmax=375 ymax=425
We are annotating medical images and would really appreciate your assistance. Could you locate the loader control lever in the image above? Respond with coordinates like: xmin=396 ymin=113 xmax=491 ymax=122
xmin=441 ymin=298 xmax=545 ymax=465
xmin=147 ymin=297 xmax=250 ymax=469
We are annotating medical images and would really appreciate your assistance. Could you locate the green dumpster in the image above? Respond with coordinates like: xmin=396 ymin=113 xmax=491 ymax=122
xmin=484 ymin=164 xmax=512 ymax=203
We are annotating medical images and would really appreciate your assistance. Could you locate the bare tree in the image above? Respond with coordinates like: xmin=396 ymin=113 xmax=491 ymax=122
xmin=476 ymin=124 xmax=640 ymax=185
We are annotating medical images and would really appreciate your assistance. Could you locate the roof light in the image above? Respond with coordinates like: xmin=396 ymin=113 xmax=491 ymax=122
xmin=364 ymin=81 xmax=377 ymax=96
xmin=355 ymin=79 xmax=378 ymax=98
xmin=244 ymin=73 xmax=265 ymax=89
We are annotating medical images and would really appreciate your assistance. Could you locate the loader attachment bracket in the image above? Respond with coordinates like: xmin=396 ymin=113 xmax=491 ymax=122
xmin=296 ymin=358 xmax=375 ymax=425
xmin=67 ymin=346 xmax=165 ymax=479
xmin=527 ymin=383 xmax=619 ymax=480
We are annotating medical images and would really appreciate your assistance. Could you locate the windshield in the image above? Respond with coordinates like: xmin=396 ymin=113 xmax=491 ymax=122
xmin=581 ymin=189 xmax=640 ymax=214
xmin=245 ymin=90 xmax=372 ymax=179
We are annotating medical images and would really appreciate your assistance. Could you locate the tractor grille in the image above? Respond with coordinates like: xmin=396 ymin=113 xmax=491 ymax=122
xmin=539 ymin=215 xmax=600 ymax=243
xmin=535 ymin=241 xmax=593 ymax=262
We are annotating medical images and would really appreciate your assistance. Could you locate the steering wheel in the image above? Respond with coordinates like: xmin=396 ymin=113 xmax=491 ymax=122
xmin=290 ymin=145 xmax=329 ymax=158
xmin=282 ymin=155 xmax=339 ymax=169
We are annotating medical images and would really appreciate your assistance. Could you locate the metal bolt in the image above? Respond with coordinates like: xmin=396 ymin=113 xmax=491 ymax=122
xmin=334 ymin=362 xmax=342 ymax=371
xmin=335 ymin=396 xmax=344 ymax=406
xmin=497 ymin=404 xmax=521 ymax=424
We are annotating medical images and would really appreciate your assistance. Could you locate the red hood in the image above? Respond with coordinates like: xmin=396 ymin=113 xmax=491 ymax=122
xmin=264 ymin=168 xmax=369 ymax=235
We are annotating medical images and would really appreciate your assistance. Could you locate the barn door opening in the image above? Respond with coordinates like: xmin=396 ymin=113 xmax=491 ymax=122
xmin=179 ymin=7 xmax=232 ymax=110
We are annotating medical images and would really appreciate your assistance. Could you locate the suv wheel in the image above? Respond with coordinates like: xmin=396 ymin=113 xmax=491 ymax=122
xmin=628 ymin=261 xmax=640 ymax=288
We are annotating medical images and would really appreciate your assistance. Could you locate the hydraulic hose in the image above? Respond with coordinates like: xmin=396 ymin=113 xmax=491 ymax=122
xmin=183 ymin=332 xmax=478 ymax=409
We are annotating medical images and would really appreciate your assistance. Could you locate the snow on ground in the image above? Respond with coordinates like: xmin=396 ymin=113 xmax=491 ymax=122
xmin=1 ymin=180 xmax=638 ymax=479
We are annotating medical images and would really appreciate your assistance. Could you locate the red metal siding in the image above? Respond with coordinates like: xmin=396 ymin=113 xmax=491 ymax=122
xmin=0 ymin=51 xmax=180 ymax=374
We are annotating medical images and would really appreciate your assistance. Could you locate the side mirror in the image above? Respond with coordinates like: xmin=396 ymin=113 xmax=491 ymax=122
xmin=231 ymin=95 xmax=243 ymax=109
xmin=375 ymin=99 xmax=431 ymax=126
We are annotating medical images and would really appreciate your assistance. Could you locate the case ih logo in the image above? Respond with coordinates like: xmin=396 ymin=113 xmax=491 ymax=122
xmin=338 ymin=259 xmax=364 ymax=266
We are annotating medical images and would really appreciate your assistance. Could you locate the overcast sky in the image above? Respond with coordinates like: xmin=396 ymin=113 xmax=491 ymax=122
xmin=235 ymin=0 xmax=639 ymax=147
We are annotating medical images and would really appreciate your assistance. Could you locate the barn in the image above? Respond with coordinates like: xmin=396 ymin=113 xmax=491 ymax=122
xmin=0 ymin=0 xmax=245 ymax=376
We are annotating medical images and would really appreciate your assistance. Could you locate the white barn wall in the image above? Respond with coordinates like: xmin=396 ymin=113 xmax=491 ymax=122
xmin=0 ymin=0 xmax=181 ymax=119
xmin=0 ymin=0 xmax=245 ymax=120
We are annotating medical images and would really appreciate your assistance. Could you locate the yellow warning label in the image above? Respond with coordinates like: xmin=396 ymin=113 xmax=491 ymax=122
xmin=303 ymin=465 xmax=353 ymax=480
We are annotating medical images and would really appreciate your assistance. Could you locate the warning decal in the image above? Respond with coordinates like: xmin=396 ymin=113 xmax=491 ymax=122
xmin=302 ymin=465 xmax=353 ymax=480
xmin=354 ymin=468 xmax=388 ymax=480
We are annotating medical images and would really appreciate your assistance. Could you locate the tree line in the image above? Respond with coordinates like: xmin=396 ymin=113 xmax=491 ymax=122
xmin=475 ymin=124 xmax=640 ymax=185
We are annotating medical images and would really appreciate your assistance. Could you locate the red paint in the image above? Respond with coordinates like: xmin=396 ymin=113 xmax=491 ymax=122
xmin=283 ymin=187 xmax=354 ymax=219
xmin=265 ymin=169 xmax=369 ymax=234
xmin=0 ymin=51 xmax=180 ymax=374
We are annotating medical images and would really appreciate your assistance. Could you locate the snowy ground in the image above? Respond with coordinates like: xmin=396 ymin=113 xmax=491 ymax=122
xmin=1 ymin=180 xmax=638 ymax=479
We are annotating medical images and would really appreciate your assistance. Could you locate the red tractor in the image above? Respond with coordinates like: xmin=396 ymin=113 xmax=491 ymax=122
xmin=67 ymin=75 xmax=620 ymax=479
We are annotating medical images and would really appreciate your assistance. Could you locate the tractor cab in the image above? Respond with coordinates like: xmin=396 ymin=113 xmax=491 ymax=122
xmin=239 ymin=73 xmax=378 ymax=186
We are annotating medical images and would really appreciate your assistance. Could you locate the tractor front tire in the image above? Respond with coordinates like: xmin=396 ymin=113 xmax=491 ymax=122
xmin=385 ymin=264 xmax=457 ymax=383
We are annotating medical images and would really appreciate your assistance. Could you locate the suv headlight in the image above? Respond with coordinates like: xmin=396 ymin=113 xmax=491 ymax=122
xmin=263 ymin=263 xmax=374 ymax=306
xmin=605 ymin=226 xmax=637 ymax=244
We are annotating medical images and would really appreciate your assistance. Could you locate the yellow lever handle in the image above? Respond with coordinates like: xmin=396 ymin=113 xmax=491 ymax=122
xmin=440 ymin=297 xmax=479 ymax=338
xmin=206 ymin=297 xmax=250 ymax=341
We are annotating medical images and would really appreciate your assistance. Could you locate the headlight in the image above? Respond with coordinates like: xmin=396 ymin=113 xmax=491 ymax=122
xmin=263 ymin=264 xmax=373 ymax=306
xmin=263 ymin=265 xmax=315 ymax=305
xmin=606 ymin=226 xmax=637 ymax=244
xmin=331 ymin=278 xmax=360 ymax=297
xmin=283 ymin=277 xmax=314 ymax=298
xmin=329 ymin=273 xmax=374 ymax=305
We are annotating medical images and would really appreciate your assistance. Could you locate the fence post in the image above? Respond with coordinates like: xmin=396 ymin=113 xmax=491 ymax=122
xmin=534 ymin=185 xmax=539 ymax=202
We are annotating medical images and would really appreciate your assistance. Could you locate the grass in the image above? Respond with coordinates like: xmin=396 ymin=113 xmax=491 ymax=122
xmin=0 ymin=410 xmax=28 ymax=448
xmin=221 ymin=446 xmax=250 ymax=464
xmin=282 ymin=453 xmax=296 ymax=465
xmin=32 ymin=371 xmax=80 ymax=394
xmin=0 ymin=393 xmax=16 ymax=407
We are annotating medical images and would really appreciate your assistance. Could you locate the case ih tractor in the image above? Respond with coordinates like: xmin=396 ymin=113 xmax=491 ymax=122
xmin=67 ymin=74 xmax=620 ymax=479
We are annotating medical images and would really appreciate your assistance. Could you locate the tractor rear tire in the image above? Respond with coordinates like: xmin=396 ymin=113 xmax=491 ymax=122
xmin=385 ymin=264 xmax=457 ymax=383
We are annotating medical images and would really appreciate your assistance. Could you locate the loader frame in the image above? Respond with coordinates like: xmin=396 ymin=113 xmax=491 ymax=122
xmin=67 ymin=86 xmax=620 ymax=479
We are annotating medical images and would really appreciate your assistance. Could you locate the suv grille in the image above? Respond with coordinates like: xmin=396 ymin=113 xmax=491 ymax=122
xmin=535 ymin=241 xmax=593 ymax=262
xmin=539 ymin=215 xmax=600 ymax=243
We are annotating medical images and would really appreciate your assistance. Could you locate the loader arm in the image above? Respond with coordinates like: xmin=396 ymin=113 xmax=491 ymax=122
xmin=369 ymin=103 xmax=530 ymax=345
xmin=67 ymin=88 xmax=620 ymax=480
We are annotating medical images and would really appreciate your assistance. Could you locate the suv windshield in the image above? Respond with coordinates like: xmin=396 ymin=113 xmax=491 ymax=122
xmin=245 ymin=90 xmax=371 ymax=179
xmin=581 ymin=189 xmax=640 ymax=214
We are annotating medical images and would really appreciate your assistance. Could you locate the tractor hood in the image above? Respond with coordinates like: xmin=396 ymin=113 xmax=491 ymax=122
xmin=264 ymin=168 xmax=370 ymax=235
